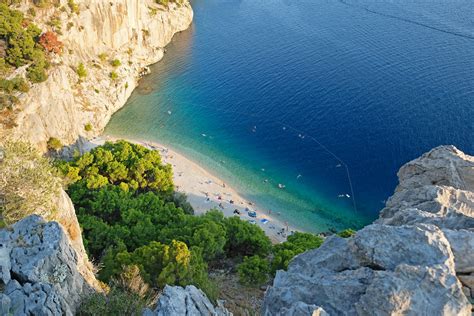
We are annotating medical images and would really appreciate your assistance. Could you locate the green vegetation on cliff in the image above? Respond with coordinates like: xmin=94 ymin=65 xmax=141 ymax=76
xmin=0 ymin=3 xmax=51 ymax=109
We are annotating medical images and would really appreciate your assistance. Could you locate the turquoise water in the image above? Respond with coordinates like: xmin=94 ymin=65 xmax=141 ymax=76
xmin=105 ymin=0 xmax=474 ymax=233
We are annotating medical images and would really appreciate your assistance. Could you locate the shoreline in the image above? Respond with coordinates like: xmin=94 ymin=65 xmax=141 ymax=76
xmin=90 ymin=135 xmax=299 ymax=243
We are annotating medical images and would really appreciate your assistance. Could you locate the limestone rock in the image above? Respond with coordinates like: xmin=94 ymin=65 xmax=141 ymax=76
xmin=377 ymin=186 xmax=474 ymax=229
xmin=263 ymin=224 xmax=469 ymax=315
xmin=395 ymin=145 xmax=474 ymax=192
xmin=55 ymin=189 xmax=100 ymax=290
xmin=443 ymin=229 xmax=474 ymax=273
xmin=263 ymin=146 xmax=474 ymax=315
xmin=0 ymin=215 xmax=94 ymax=315
xmin=144 ymin=285 xmax=232 ymax=316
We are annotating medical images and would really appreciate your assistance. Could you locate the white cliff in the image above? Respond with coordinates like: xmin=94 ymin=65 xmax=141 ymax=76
xmin=5 ymin=0 xmax=193 ymax=149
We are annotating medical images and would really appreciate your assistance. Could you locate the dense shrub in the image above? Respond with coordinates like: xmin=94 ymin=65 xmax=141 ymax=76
xmin=84 ymin=123 xmax=92 ymax=131
xmin=238 ymin=255 xmax=270 ymax=286
xmin=77 ymin=286 xmax=147 ymax=316
xmin=0 ymin=4 xmax=48 ymax=81
xmin=271 ymin=232 xmax=323 ymax=273
xmin=224 ymin=216 xmax=272 ymax=258
xmin=61 ymin=140 xmax=174 ymax=193
xmin=0 ymin=77 xmax=29 ymax=93
xmin=62 ymin=142 xmax=277 ymax=300
xmin=47 ymin=137 xmax=62 ymax=150
xmin=101 ymin=240 xmax=211 ymax=292
xmin=39 ymin=31 xmax=63 ymax=54
xmin=337 ymin=228 xmax=356 ymax=238
xmin=68 ymin=183 xmax=186 ymax=257
xmin=76 ymin=62 xmax=87 ymax=78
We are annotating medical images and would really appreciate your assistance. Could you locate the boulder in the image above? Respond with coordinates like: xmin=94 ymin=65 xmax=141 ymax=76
xmin=395 ymin=145 xmax=474 ymax=192
xmin=263 ymin=224 xmax=469 ymax=316
xmin=263 ymin=146 xmax=474 ymax=315
xmin=0 ymin=215 xmax=94 ymax=315
xmin=144 ymin=285 xmax=232 ymax=316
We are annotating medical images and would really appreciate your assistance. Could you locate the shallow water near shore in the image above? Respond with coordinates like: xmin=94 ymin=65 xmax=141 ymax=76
xmin=105 ymin=0 xmax=474 ymax=232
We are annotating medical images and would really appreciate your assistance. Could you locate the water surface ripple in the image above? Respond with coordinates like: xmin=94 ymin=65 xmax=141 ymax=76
xmin=105 ymin=0 xmax=474 ymax=232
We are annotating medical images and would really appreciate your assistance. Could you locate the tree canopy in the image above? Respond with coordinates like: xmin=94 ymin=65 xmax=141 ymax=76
xmin=61 ymin=140 xmax=174 ymax=193
xmin=63 ymin=141 xmax=273 ymax=300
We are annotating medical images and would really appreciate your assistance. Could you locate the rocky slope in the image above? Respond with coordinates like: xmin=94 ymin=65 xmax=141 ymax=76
xmin=4 ymin=0 xmax=193 ymax=150
xmin=263 ymin=145 xmax=473 ymax=315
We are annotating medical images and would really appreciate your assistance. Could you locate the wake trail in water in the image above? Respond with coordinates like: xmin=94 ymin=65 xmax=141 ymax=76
xmin=337 ymin=0 xmax=474 ymax=40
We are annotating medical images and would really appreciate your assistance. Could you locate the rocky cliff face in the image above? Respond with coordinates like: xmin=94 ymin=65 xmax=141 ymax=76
xmin=263 ymin=145 xmax=473 ymax=315
xmin=0 ymin=215 xmax=95 ymax=315
xmin=5 ymin=0 xmax=193 ymax=149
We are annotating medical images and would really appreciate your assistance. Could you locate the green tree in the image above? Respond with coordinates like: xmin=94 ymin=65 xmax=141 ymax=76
xmin=271 ymin=232 xmax=323 ymax=273
xmin=224 ymin=216 xmax=272 ymax=258
xmin=0 ymin=5 xmax=48 ymax=82
xmin=238 ymin=255 xmax=270 ymax=286
xmin=101 ymin=240 xmax=215 ymax=298
xmin=63 ymin=141 xmax=174 ymax=193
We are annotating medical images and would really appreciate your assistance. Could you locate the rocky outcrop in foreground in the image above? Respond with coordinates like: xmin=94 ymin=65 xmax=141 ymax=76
xmin=0 ymin=215 xmax=94 ymax=315
xmin=263 ymin=145 xmax=473 ymax=315
xmin=144 ymin=285 xmax=231 ymax=316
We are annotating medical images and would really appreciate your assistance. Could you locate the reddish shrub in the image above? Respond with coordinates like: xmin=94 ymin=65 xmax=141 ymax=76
xmin=39 ymin=31 xmax=63 ymax=54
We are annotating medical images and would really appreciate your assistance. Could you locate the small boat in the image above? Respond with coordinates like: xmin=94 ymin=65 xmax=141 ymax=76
xmin=167 ymin=111 xmax=172 ymax=115
xmin=345 ymin=194 xmax=351 ymax=198
xmin=336 ymin=164 xmax=342 ymax=168
xmin=296 ymin=174 xmax=302 ymax=179
xmin=201 ymin=133 xmax=207 ymax=137
xmin=278 ymin=184 xmax=286 ymax=189
xmin=338 ymin=194 xmax=345 ymax=198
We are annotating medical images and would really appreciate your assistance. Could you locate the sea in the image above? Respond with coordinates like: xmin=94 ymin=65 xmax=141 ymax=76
xmin=105 ymin=0 xmax=474 ymax=233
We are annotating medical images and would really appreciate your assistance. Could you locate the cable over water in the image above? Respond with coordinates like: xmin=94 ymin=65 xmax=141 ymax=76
xmin=337 ymin=0 xmax=474 ymax=41
xmin=156 ymin=96 xmax=359 ymax=214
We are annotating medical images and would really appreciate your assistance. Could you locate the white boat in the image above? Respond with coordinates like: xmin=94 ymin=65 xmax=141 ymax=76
xmin=278 ymin=184 xmax=286 ymax=189
xmin=167 ymin=111 xmax=172 ymax=115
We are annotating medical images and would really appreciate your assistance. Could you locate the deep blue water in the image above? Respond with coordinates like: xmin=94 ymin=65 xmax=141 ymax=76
xmin=105 ymin=0 xmax=474 ymax=233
